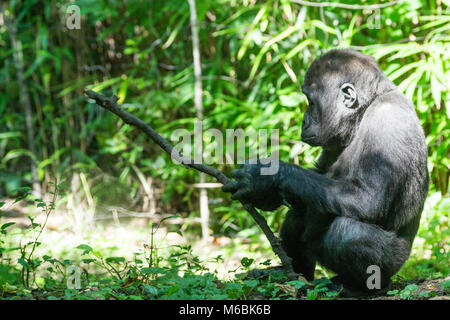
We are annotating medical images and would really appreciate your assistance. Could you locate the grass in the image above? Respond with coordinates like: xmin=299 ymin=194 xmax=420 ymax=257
xmin=0 ymin=189 xmax=448 ymax=300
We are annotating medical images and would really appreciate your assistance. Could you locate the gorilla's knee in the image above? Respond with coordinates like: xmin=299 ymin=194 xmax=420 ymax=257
xmin=320 ymin=217 xmax=409 ymax=289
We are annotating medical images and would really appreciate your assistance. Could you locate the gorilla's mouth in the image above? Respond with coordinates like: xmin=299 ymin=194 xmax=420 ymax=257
xmin=301 ymin=134 xmax=320 ymax=146
xmin=301 ymin=134 xmax=316 ymax=142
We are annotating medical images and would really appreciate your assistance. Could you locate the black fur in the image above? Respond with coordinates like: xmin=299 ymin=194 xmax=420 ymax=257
xmin=223 ymin=49 xmax=429 ymax=291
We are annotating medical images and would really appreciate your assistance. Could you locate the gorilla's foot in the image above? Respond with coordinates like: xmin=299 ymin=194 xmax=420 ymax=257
xmin=330 ymin=276 xmax=390 ymax=298
xmin=246 ymin=266 xmax=287 ymax=280
xmin=246 ymin=266 xmax=309 ymax=284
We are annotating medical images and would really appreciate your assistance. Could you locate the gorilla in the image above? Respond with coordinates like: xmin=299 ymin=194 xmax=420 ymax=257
xmin=222 ymin=49 xmax=429 ymax=293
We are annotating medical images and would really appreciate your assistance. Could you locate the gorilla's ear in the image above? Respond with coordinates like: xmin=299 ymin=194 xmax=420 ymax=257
xmin=340 ymin=83 xmax=358 ymax=109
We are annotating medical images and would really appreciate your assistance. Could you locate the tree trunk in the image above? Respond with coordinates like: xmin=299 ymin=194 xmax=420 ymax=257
xmin=188 ymin=0 xmax=210 ymax=242
xmin=4 ymin=6 xmax=41 ymax=197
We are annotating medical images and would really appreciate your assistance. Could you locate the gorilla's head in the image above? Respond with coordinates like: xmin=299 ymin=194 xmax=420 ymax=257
xmin=300 ymin=49 xmax=395 ymax=148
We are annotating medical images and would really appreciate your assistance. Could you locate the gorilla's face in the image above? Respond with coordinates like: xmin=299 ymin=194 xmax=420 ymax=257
xmin=300 ymin=83 xmax=322 ymax=146
xmin=301 ymin=77 xmax=359 ymax=148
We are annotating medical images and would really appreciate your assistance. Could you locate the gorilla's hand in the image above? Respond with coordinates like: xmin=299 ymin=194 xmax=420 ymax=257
xmin=222 ymin=160 xmax=283 ymax=211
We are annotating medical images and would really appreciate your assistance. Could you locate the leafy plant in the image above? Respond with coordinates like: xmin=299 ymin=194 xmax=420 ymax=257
xmin=16 ymin=182 xmax=59 ymax=288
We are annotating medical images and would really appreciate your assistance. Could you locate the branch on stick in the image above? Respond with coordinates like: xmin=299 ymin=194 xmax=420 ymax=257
xmin=83 ymin=89 xmax=297 ymax=280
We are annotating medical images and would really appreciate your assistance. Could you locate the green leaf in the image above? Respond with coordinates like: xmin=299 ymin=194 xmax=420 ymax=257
xmin=249 ymin=25 xmax=298 ymax=81
xmin=160 ymin=215 xmax=180 ymax=223
xmin=18 ymin=258 xmax=29 ymax=269
xmin=325 ymin=290 xmax=339 ymax=298
xmin=1 ymin=222 xmax=15 ymax=230
xmin=76 ymin=244 xmax=93 ymax=255
xmin=141 ymin=267 xmax=165 ymax=275
xmin=387 ymin=289 xmax=399 ymax=295
xmin=82 ymin=258 xmax=96 ymax=264
xmin=16 ymin=187 xmax=32 ymax=193
xmin=240 ymin=257 xmax=254 ymax=268
xmin=400 ymin=290 xmax=411 ymax=299
xmin=0 ymin=132 xmax=21 ymax=140
xmin=144 ymin=284 xmax=158 ymax=296
xmin=244 ymin=280 xmax=259 ymax=288
xmin=285 ymin=39 xmax=318 ymax=60
xmin=105 ymin=256 xmax=125 ymax=264
xmin=279 ymin=93 xmax=302 ymax=107
xmin=404 ymin=284 xmax=419 ymax=292
xmin=430 ymin=74 xmax=442 ymax=109
xmin=167 ymin=286 xmax=180 ymax=295
xmin=287 ymin=280 xmax=307 ymax=290
xmin=440 ymin=280 xmax=450 ymax=293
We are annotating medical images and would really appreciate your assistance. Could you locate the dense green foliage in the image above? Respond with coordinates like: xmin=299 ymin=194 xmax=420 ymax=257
xmin=0 ymin=0 xmax=448 ymax=300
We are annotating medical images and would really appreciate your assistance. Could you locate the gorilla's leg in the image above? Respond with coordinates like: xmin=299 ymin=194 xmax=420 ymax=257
xmin=319 ymin=217 xmax=411 ymax=290
xmin=280 ymin=209 xmax=316 ymax=280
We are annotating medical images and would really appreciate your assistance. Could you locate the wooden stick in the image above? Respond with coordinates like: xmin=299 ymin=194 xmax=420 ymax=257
xmin=83 ymin=89 xmax=297 ymax=280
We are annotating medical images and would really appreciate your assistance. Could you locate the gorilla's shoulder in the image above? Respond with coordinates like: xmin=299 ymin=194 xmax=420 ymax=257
xmin=357 ymin=91 xmax=425 ymax=154
xmin=364 ymin=90 xmax=420 ymax=129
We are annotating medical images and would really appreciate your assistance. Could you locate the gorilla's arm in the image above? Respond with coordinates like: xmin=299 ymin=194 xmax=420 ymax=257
xmin=277 ymin=160 xmax=392 ymax=224
xmin=222 ymin=154 xmax=395 ymax=224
